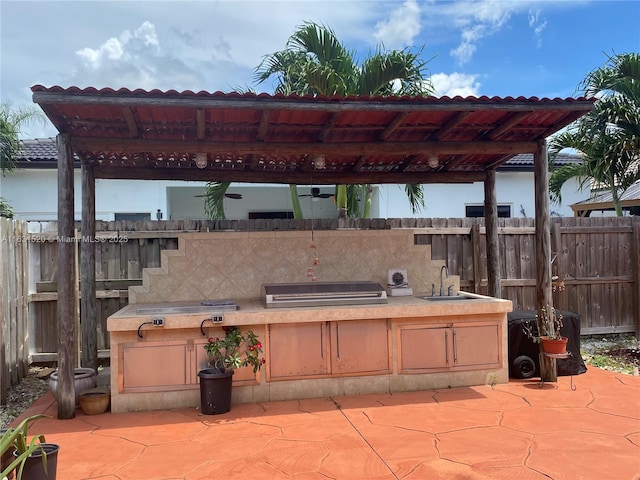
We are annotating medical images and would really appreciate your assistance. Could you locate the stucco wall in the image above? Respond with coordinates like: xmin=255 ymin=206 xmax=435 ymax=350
xmin=1 ymin=168 xmax=599 ymax=221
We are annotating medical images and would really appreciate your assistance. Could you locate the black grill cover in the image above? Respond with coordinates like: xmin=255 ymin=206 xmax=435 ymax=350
xmin=507 ymin=310 xmax=587 ymax=378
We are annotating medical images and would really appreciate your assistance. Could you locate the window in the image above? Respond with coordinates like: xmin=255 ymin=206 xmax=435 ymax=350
xmin=115 ymin=212 xmax=151 ymax=221
xmin=248 ymin=211 xmax=294 ymax=220
xmin=465 ymin=205 xmax=511 ymax=218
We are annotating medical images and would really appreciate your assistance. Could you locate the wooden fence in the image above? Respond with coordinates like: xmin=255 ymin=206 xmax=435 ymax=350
xmin=0 ymin=218 xmax=30 ymax=403
xmin=1 ymin=217 xmax=638 ymax=374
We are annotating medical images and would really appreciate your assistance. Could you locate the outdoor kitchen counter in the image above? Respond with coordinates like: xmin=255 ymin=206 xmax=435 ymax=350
xmin=107 ymin=292 xmax=512 ymax=332
xmin=107 ymin=293 xmax=511 ymax=413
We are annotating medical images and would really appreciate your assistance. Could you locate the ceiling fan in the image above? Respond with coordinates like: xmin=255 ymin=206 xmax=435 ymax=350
xmin=194 ymin=193 xmax=243 ymax=199
xmin=298 ymin=187 xmax=333 ymax=199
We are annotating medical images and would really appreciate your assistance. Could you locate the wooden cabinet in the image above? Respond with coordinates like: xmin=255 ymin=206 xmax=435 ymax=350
xmin=400 ymin=326 xmax=450 ymax=371
xmin=269 ymin=322 xmax=329 ymax=379
xmin=453 ymin=324 xmax=500 ymax=367
xmin=120 ymin=335 xmax=259 ymax=392
xmin=268 ymin=320 xmax=390 ymax=380
xmin=121 ymin=340 xmax=191 ymax=392
xmin=331 ymin=320 xmax=390 ymax=375
xmin=398 ymin=322 xmax=500 ymax=373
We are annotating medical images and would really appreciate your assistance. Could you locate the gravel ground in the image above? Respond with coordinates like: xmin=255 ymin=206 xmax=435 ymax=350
xmin=1 ymin=367 xmax=52 ymax=428
xmin=1 ymin=335 xmax=638 ymax=427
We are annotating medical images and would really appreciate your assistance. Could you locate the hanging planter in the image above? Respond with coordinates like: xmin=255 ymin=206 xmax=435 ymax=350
xmin=541 ymin=336 xmax=568 ymax=355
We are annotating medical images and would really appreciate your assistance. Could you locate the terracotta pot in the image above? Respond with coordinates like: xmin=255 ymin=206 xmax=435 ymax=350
xmin=541 ymin=336 xmax=568 ymax=354
xmin=198 ymin=369 xmax=233 ymax=415
xmin=78 ymin=387 xmax=110 ymax=415
xmin=49 ymin=368 xmax=97 ymax=406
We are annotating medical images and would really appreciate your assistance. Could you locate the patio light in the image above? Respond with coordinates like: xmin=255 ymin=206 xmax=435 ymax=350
xmin=195 ymin=152 xmax=208 ymax=169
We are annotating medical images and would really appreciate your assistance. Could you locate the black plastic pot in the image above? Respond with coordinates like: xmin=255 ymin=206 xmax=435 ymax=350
xmin=14 ymin=443 xmax=59 ymax=480
xmin=197 ymin=369 xmax=233 ymax=415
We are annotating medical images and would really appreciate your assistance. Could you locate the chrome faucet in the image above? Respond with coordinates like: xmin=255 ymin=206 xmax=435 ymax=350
xmin=439 ymin=265 xmax=449 ymax=296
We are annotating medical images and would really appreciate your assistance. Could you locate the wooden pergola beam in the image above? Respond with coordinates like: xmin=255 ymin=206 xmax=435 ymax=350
xmin=56 ymin=133 xmax=77 ymax=419
xmin=534 ymin=139 xmax=555 ymax=382
xmin=72 ymin=137 xmax=539 ymax=156
xmin=91 ymin=165 xmax=486 ymax=184
xmin=484 ymin=169 xmax=500 ymax=297
xmin=81 ymin=160 xmax=97 ymax=371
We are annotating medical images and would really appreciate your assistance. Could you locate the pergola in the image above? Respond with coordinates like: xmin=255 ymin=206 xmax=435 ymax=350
xmin=31 ymin=85 xmax=594 ymax=418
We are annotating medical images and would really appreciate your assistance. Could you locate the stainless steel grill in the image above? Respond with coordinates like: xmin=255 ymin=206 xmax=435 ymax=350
xmin=262 ymin=281 xmax=387 ymax=308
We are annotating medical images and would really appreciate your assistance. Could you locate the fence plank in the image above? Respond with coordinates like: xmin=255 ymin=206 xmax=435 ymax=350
xmin=3 ymin=217 xmax=638 ymax=368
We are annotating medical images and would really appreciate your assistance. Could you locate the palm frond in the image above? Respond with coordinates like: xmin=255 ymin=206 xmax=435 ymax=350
xmin=203 ymin=182 xmax=231 ymax=220
xmin=403 ymin=183 xmax=426 ymax=214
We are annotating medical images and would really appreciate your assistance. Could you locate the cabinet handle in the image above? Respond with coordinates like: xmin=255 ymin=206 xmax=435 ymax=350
xmin=336 ymin=324 xmax=340 ymax=358
xmin=320 ymin=326 xmax=324 ymax=358
xmin=453 ymin=330 xmax=458 ymax=364
xmin=445 ymin=330 xmax=449 ymax=365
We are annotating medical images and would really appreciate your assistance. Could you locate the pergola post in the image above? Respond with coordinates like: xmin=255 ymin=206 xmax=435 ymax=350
xmin=534 ymin=139 xmax=556 ymax=382
xmin=484 ymin=169 xmax=500 ymax=297
xmin=81 ymin=160 xmax=97 ymax=370
xmin=56 ymin=134 xmax=76 ymax=419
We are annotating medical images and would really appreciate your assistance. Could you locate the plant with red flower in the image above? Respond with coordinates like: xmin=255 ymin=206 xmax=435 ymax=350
xmin=203 ymin=326 xmax=264 ymax=373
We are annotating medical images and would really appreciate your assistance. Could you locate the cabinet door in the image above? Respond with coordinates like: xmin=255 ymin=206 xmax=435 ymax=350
xmin=268 ymin=323 xmax=329 ymax=379
xmin=330 ymin=320 xmax=390 ymax=375
xmin=121 ymin=340 xmax=188 ymax=391
xmin=399 ymin=326 xmax=450 ymax=371
xmin=453 ymin=324 xmax=500 ymax=367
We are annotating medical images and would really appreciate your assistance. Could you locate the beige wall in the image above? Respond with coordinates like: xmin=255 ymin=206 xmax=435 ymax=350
xmin=130 ymin=229 xmax=459 ymax=303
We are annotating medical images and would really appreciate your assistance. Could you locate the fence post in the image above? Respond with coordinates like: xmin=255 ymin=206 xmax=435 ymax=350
xmin=633 ymin=218 xmax=640 ymax=337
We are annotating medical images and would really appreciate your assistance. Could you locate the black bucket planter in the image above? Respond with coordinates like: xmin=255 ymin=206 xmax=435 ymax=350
xmin=15 ymin=443 xmax=59 ymax=480
xmin=198 ymin=369 xmax=233 ymax=415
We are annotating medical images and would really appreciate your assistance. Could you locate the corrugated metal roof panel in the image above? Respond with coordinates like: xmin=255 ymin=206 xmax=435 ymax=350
xmin=29 ymin=86 xmax=594 ymax=184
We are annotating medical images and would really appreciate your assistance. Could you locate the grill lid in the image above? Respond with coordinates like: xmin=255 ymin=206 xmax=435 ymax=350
xmin=262 ymin=281 xmax=387 ymax=308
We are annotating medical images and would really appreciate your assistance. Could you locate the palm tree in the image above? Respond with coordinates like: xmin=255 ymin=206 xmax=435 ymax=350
xmin=1 ymin=103 xmax=46 ymax=217
xmin=1 ymin=103 xmax=45 ymax=174
xmin=254 ymin=22 xmax=435 ymax=219
xmin=549 ymin=52 xmax=640 ymax=216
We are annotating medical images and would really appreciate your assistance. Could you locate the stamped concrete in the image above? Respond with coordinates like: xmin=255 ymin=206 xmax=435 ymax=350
xmin=11 ymin=367 xmax=640 ymax=480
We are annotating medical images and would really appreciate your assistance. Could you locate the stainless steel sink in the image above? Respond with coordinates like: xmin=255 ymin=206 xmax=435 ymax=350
xmin=417 ymin=295 xmax=474 ymax=301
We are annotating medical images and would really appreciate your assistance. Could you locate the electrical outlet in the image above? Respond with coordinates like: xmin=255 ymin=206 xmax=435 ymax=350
xmin=152 ymin=316 xmax=164 ymax=326
xmin=212 ymin=315 xmax=224 ymax=323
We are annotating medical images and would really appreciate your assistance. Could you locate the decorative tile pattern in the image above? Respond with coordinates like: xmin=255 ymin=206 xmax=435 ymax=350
xmin=130 ymin=230 xmax=458 ymax=303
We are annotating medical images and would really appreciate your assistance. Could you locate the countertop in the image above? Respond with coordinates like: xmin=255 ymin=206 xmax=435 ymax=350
xmin=107 ymin=292 xmax=512 ymax=332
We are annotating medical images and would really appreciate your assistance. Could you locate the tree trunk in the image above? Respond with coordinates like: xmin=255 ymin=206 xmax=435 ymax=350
xmin=362 ymin=184 xmax=372 ymax=218
xmin=336 ymin=185 xmax=348 ymax=219
xmin=289 ymin=184 xmax=303 ymax=219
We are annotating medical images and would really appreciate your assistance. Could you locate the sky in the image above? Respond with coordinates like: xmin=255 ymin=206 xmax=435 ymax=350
xmin=1 ymin=0 xmax=639 ymax=139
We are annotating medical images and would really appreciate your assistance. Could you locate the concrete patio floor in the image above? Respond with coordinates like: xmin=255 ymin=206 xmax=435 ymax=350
xmin=12 ymin=367 xmax=640 ymax=480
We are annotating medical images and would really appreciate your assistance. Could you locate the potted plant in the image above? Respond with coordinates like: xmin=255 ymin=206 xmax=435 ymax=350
xmin=523 ymin=305 xmax=567 ymax=354
xmin=1 ymin=414 xmax=59 ymax=480
xmin=198 ymin=326 xmax=265 ymax=415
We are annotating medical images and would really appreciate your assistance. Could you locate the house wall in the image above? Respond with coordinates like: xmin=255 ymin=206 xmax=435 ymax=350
xmin=377 ymin=172 xmax=589 ymax=218
xmin=1 ymin=168 xmax=592 ymax=221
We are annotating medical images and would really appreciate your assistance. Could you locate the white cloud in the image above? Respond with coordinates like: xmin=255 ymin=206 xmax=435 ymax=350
xmin=446 ymin=0 xmax=514 ymax=65
xmin=431 ymin=72 xmax=481 ymax=97
xmin=70 ymin=21 xmax=204 ymax=91
xmin=528 ymin=9 xmax=547 ymax=48
xmin=373 ymin=0 xmax=422 ymax=49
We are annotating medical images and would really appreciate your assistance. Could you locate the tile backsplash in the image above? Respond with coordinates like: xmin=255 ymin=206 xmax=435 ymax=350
xmin=129 ymin=229 xmax=458 ymax=303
